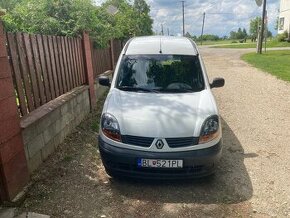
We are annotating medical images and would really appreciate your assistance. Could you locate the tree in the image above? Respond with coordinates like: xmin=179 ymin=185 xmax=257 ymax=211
xmin=243 ymin=28 xmax=248 ymax=38
xmin=236 ymin=28 xmax=244 ymax=39
xmin=2 ymin=0 xmax=154 ymax=47
xmin=0 ymin=0 xmax=21 ymax=11
xmin=230 ymin=31 xmax=237 ymax=40
xmin=100 ymin=0 xmax=152 ymax=39
xmin=203 ymin=34 xmax=220 ymax=41
xmin=133 ymin=0 xmax=153 ymax=36
xmin=229 ymin=28 xmax=247 ymax=40
xmin=3 ymin=0 xmax=101 ymax=37
xmin=250 ymin=17 xmax=261 ymax=39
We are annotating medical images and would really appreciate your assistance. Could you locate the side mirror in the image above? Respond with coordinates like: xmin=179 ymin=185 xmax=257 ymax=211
xmin=99 ymin=76 xmax=111 ymax=87
xmin=210 ymin=77 xmax=225 ymax=88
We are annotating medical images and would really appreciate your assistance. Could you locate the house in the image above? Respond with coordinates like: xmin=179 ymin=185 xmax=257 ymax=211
xmin=279 ymin=0 xmax=290 ymax=34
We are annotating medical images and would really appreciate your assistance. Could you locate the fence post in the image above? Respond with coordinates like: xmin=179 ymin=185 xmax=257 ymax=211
xmin=109 ymin=39 xmax=115 ymax=71
xmin=83 ymin=32 xmax=96 ymax=110
xmin=0 ymin=20 xmax=29 ymax=202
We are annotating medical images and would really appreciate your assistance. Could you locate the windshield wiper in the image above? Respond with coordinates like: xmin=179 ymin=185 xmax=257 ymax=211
xmin=158 ymin=88 xmax=195 ymax=93
xmin=117 ymin=86 xmax=159 ymax=93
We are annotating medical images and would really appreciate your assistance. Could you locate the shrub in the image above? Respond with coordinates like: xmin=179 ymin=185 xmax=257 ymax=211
xmin=277 ymin=31 xmax=288 ymax=42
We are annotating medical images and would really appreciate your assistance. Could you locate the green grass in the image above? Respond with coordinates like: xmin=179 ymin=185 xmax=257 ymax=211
xmin=197 ymin=40 xmax=233 ymax=46
xmin=241 ymin=50 xmax=290 ymax=82
xmin=213 ymin=40 xmax=290 ymax=49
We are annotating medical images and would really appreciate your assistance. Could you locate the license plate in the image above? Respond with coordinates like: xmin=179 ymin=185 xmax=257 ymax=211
xmin=137 ymin=159 xmax=183 ymax=168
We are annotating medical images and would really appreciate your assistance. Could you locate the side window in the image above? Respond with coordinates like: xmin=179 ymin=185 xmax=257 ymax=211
xmin=279 ymin=17 xmax=285 ymax=30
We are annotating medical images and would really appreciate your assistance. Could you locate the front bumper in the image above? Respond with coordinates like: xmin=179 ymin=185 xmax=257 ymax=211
xmin=98 ymin=136 xmax=222 ymax=179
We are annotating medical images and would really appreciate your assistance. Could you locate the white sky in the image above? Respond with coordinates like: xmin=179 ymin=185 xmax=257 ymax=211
xmin=95 ymin=0 xmax=280 ymax=36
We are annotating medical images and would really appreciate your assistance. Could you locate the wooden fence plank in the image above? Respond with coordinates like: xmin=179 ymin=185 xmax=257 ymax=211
xmin=69 ymin=38 xmax=77 ymax=88
xmin=16 ymin=33 xmax=35 ymax=112
xmin=6 ymin=33 xmax=28 ymax=116
xmin=79 ymin=38 xmax=86 ymax=84
xmin=97 ymin=49 xmax=101 ymax=75
xmin=42 ymin=35 xmax=55 ymax=99
xmin=64 ymin=37 xmax=73 ymax=90
xmin=75 ymin=38 xmax=84 ymax=84
xmin=37 ymin=35 xmax=51 ymax=101
xmin=61 ymin=37 xmax=70 ymax=91
xmin=31 ymin=35 xmax=46 ymax=105
xmin=94 ymin=49 xmax=98 ymax=77
xmin=67 ymin=38 xmax=76 ymax=88
xmin=71 ymin=38 xmax=79 ymax=86
xmin=90 ymin=41 xmax=96 ymax=78
xmin=52 ymin=36 xmax=63 ymax=94
xmin=48 ymin=35 xmax=60 ymax=97
xmin=76 ymin=39 xmax=83 ymax=84
xmin=23 ymin=33 xmax=40 ymax=108
xmin=57 ymin=36 xmax=67 ymax=93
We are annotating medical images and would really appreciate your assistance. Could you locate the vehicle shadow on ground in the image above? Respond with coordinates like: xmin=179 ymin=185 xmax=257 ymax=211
xmin=108 ymin=117 xmax=253 ymax=205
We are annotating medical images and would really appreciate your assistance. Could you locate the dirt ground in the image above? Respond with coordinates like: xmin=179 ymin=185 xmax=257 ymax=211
xmin=17 ymin=47 xmax=290 ymax=217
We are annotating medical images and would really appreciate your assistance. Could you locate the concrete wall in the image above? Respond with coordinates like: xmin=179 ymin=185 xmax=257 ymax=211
xmin=21 ymin=86 xmax=90 ymax=173
xmin=21 ymin=80 xmax=109 ymax=173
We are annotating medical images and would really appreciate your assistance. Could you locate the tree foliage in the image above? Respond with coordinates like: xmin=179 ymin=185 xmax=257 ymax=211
xmin=190 ymin=34 xmax=220 ymax=41
xmin=1 ymin=0 xmax=153 ymax=47
xmin=229 ymin=28 xmax=247 ymax=40
xmin=249 ymin=17 xmax=261 ymax=39
xmin=0 ymin=0 xmax=21 ymax=11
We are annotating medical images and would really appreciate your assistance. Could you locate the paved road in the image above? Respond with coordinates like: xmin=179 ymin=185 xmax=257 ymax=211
xmin=19 ymin=48 xmax=290 ymax=218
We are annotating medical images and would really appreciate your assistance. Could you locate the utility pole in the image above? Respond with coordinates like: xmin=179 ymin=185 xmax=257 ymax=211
xmin=264 ymin=10 xmax=268 ymax=53
xmin=200 ymin=12 xmax=206 ymax=45
xmin=258 ymin=0 xmax=267 ymax=54
xmin=181 ymin=1 xmax=185 ymax=36
xmin=161 ymin=24 xmax=164 ymax=35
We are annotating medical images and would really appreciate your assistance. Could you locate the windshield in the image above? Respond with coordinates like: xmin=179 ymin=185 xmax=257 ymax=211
xmin=116 ymin=55 xmax=205 ymax=93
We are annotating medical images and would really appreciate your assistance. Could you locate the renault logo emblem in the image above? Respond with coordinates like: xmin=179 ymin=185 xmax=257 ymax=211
xmin=155 ymin=139 xmax=164 ymax=149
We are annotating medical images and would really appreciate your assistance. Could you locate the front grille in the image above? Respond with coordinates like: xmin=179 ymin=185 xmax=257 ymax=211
xmin=165 ymin=137 xmax=199 ymax=148
xmin=121 ymin=135 xmax=154 ymax=147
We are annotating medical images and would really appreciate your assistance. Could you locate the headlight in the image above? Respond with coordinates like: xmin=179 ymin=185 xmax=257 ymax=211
xmin=199 ymin=115 xmax=219 ymax=144
xmin=101 ymin=113 xmax=121 ymax=142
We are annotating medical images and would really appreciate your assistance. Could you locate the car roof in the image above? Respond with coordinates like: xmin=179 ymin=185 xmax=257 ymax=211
xmin=124 ymin=36 xmax=198 ymax=56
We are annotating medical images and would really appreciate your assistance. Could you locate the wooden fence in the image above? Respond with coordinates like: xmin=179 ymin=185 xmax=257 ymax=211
xmin=90 ymin=39 xmax=125 ymax=78
xmin=111 ymin=39 xmax=124 ymax=68
xmin=6 ymin=33 xmax=86 ymax=116
xmin=91 ymin=45 xmax=112 ymax=78
xmin=6 ymin=32 xmax=124 ymax=117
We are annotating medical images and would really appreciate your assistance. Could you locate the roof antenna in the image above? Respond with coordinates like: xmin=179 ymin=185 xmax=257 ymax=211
xmin=159 ymin=37 xmax=162 ymax=54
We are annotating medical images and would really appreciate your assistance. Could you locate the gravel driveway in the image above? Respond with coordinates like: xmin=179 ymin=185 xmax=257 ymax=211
xmin=18 ymin=47 xmax=290 ymax=218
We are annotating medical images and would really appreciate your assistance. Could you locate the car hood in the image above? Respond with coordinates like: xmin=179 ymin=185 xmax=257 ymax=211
xmin=104 ymin=89 xmax=218 ymax=138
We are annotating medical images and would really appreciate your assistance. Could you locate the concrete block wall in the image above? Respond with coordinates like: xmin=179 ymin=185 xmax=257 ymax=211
xmin=21 ymin=86 xmax=91 ymax=173
xmin=20 ymin=77 xmax=110 ymax=174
